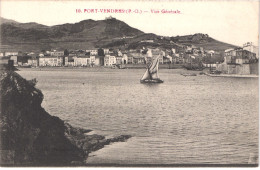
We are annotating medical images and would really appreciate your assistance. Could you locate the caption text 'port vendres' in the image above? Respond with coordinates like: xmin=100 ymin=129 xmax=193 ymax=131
xmin=76 ymin=9 xmax=181 ymax=14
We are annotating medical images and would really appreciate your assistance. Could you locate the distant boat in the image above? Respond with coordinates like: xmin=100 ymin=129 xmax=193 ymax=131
xmin=140 ymin=56 xmax=164 ymax=83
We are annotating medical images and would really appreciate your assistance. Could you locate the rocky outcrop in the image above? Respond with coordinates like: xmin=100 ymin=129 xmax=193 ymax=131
xmin=65 ymin=123 xmax=131 ymax=161
xmin=0 ymin=69 xmax=131 ymax=166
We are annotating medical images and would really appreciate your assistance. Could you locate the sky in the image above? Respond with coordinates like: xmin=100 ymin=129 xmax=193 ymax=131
xmin=0 ymin=0 xmax=259 ymax=47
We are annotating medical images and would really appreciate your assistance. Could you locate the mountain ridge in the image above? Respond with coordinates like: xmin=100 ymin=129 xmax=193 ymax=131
xmin=0 ymin=17 xmax=238 ymax=52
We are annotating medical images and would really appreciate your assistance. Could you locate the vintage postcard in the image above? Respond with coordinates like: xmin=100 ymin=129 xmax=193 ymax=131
xmin=0 ymin=0 xmax=259 ymax=167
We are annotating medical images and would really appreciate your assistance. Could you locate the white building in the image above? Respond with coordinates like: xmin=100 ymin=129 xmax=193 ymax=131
xmin=73 ymin=56 xmax=90 ymax=66
xmin=86 ymin=49 xmax=98 ymax=55
xmin=10 ymin=56 xmax=18 ymax=66
xmin=39 ymin=56 xmax=63 ymax=66
xmin=243 ymin=42 xmax=259 ymax=59
xmin=5 ymin=52 xmax=18 ymax=56
xmin=103 ymin=48 xmax=110 ymax=55
xmin=104 ymin=55 xmax=116 ymax=66
xmin=90 ymin=56 xmax=95 ymax=65
xmin=28 ymin=59 xmax=38 ymax=67
xmin=122 ymin=54 xmax=128 ymax=64
xmin=95 ymin=56 xmax=101 ymax=66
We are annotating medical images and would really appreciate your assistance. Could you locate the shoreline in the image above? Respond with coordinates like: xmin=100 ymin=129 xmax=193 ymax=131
xmin=16 ymin=64 xmax=184 ymax=70
xmin=205 ymin=73 xmax=258 ymax=78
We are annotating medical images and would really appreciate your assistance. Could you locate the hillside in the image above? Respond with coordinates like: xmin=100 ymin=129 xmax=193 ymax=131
xmin=108 ymin=33 xmax=237 ymax=52
xmin=0 ymin=17 xmax=19 ymax=24
xmin=170 ymin=34 xmax=238 ymax=51
xmin=0 ymin=17 xmax=144 ymax=51
xmin=0 ymin=17 xmax=237 ymax=52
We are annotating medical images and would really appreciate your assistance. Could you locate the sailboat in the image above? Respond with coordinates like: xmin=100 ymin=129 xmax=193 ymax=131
xmin=140 ymin=56 xmax=164 ymax=83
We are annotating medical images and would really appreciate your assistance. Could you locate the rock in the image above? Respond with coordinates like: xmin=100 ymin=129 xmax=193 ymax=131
xmin=0 ymin=70 xmax=85 ymax=166
xmin=109 ymin=135 xmax=132 ymax=143
xmin=0 ymin=69 xmax=132 ymax=166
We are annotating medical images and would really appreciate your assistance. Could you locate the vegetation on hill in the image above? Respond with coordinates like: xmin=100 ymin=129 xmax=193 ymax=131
xmin=0 ymin=17 xmax=237 ymax=52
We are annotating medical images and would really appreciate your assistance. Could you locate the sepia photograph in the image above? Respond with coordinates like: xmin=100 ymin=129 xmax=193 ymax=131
xmin=0 ymin=0 xmax=259 ymax=167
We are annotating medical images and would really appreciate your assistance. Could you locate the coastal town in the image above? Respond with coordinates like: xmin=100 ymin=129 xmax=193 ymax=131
xmin=0 ymin=0 xmax=259 ymax=167
xmin=0 ymin=41 xmax=258 ymax=75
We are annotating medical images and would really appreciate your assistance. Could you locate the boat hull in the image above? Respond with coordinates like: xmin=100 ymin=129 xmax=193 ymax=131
xmin=140 ymin=79 xmax=164 ymax=83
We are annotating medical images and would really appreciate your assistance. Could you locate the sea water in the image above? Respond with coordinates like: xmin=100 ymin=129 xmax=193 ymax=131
xmin=18 ymin=68 xmax=258 ymax=165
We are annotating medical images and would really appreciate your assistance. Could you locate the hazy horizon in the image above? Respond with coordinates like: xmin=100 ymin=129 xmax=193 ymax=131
xmin=0 ymin=0 xmax=259 ymax=47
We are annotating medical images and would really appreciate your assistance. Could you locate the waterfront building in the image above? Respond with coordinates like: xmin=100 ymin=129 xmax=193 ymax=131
xmin=28 ymin=58 xmax=38 ymax=67
xmin=224 ymin=49 xmax=236 ymax=64
xmin=17 ymin=54 xmax=30 ymax=65
xmin=104 ymin=55 xmax=116 ymax=66
xmin=243 ymin=42 xmax=259 ymax=58
xmin=90 ymin=55 xmax=95 ymax=66
xmin=127 ymin=52 xmax=145 ymax=64
xmin=215 ymin=48 xmax=258 ymax=75
xmin=151 ymin=48 xmax=164 ymax=64
xmin=224 ymin=48 xmax=256 ymax=64
xmin=116 ymin=56 xmax=123 ymax=65
xmin=94 ymin=55 xmax=104 ymax=66
xmin=39 ymin=56 xmax=63 ymax=66
xmin=127 ymin=55 xmax=133 ymax=64
xmin=122 ymin=54 xmax=128 ymax=64
xmin=235 ymin=49 xmax=256 ymax=64
xmin=133 ymin=56 xmax=145 ymax=64
xmin=10 ymin=56 xmax=18 ymax=66
xmin=65 ymin=56 xmax=75 ymax=66
xmin=73 ymin=56 xmax=90 ymax=66
xmin=72 ymin=56 xmax=78 ymax=66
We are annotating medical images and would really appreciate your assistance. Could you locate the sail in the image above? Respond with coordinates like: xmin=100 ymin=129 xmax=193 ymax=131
xmin=148 ymin=56 xmax=160 ymax=79
xmin=141 ymin=69 xmax=151 ymax=80
xmin=140 ymin=55 xmax=161 ymax=81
